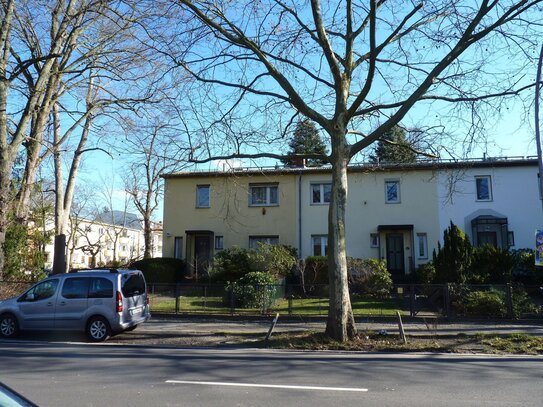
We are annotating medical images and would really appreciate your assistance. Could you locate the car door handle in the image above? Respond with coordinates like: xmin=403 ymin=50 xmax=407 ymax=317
xmin=59 ymin=302 xmax=67 ymax=306
xmin=47 ymin=302 xmax=54 ymax=306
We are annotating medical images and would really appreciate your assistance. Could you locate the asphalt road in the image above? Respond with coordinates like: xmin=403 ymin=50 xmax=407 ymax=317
xmin=1 ymin=341 xmax=542 ymax=407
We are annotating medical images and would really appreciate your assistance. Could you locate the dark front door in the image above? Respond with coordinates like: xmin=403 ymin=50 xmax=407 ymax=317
xmin=386 ymin=234 xmax=405 ymax=276
xmin=194 ymin=236 xmax=211 ymax=278
xmin=477 ymin=231 xmax=498 ymax=247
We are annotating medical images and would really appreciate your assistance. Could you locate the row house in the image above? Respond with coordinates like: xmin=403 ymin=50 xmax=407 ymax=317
xmin=162 ymin=157 xmax=539 ymax=280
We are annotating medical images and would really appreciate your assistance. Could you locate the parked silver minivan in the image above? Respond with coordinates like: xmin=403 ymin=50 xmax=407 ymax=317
xmin=0 ymin=269 xmax=151 ymax=342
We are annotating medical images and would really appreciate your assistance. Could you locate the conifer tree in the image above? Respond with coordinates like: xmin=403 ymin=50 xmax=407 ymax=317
xmin=369 ymin=125 xmax=417 ymax=164
xmin=282 ymin=119 xmax=328 ymax=167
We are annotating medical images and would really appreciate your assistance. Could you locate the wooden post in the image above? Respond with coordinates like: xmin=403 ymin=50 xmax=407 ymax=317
xmin=397 ymin=311 xmax=407 ymax=344
xmin=265 ymin=313 xmax=280 ymax=341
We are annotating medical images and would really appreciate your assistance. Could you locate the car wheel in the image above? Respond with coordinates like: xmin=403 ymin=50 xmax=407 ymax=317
xmin=86 ymin=316 xmax=111 ymax=342
xmin=0 ymin=313 xmax=19 ymax=338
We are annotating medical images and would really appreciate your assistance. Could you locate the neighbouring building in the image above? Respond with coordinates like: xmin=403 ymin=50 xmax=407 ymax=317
xmin=162 ymin=157 xmax=540 ymax=280
xmin=43 ymin=211 xmax=163 ymax=270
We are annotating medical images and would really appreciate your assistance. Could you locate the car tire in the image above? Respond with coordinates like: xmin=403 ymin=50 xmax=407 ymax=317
xmin=86 ymin=316 xmax=111 ymax=342
xmin=0 ymin=313 xmax=19 ymax=339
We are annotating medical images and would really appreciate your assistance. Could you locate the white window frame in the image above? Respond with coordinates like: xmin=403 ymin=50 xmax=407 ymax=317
xmin=310 ymin=183 xmax=332 ymax=205
xmin=370 ymin=233 xmax=380 ymax=248
xmin=215 ymin=235 xmax=224 ymax=250
xmin=475 ymin=175 xmax=492 ymax=201
xmin=416 ymin=233 xmax=428 ymax=259
xmin=249 ymin=236 xmax=279 ymax=249
xmin=311 ymin=235 xmax=328 ymax=256
xmin=385 ymin=180 xmax=401 ymax=204
xmin=174 ymin=237 xmax=183 ymax=259
xmin=249 ymin=184 xmax=279 ymax=206
xmin=196 ymin=184 xmax=211 ymax=208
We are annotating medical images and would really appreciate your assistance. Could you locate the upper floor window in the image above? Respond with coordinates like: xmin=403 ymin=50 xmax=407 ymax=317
xmin=196 ymin=185 xmax=210 ymax=208
xmin=249 ymin=235 xmax=279 ymax=249
xmin=311 ymin=183 xmax=331 ymax=204
xmin=249 ymin=184 xmax=278 ymax=206
xmin=475 ymin=176 xmax=492 ymax=201
xmin=312 ymin=235 xmax=328 ymax=256
xmin=385 ymin=180 xmax=400 ymax=203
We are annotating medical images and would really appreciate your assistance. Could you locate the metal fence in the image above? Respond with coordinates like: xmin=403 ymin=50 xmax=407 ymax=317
xmin=147 ymin=282 xmax=543 ymax=319
xmin=2 ymin=280 xmax=542 ymax=319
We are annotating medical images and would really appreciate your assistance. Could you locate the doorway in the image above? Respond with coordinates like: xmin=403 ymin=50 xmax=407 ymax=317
xmin=386 ymin=233 xmax=405 ymax=276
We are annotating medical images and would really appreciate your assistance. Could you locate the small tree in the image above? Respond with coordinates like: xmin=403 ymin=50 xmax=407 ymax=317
xmin=281 ymin=119 xmax=328 ymax=167
xmin=433 ymin=222 xmax=472 ymax=284
xmin=369 ymin=126 xmax=417 ymax=164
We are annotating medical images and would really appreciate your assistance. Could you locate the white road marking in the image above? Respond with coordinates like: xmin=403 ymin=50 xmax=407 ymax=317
xmin=165 ymin=380 xmax=368 ymax=392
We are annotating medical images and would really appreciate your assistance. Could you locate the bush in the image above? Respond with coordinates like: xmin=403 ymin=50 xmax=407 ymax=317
xmin=416 ymin=262 xmax=436 ymax=284
xmin=210 ymin=247 xmax=252 ymax=283
xmin=461 ymin=290 xmax=507 ymax=317
xmin=349 ymin=258 xmax=392 ymax=298
xmin=226 ymin=272 xmax=277 ymax=309
xmin=512 ymin=285 xmax=541 ymax=317
xmin=130 ymin=257 xmax=187 ymax=284
xmin=511 ymin=249 xmax=543 ymax=285
xmin=301 ymin=256 xmax=329 ymax=285
xmin=469 ymin=245 xmax=514 ymax=284
xmin=248 ymin=243 xmax=297 ymax=279
xmin=433 ymin=222 xmax=472 ymax=283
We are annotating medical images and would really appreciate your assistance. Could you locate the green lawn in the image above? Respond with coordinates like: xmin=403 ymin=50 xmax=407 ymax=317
xmin=149 ymin=295 xmax=407 ymax=316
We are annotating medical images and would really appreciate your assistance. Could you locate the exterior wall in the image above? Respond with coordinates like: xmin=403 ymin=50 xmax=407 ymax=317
xmin=163 ymin=172 xmax=299 ymax=258
xmin=162 ymin=159 xmax=539 ymax=278
xmin=437 ymin=164 xmax=540 ymax=249
xmin=299 ymin=169 xmax=439 ymax=272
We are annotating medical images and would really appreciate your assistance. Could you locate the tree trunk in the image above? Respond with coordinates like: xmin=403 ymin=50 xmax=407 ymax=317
xmin=325 ymin=127 xmax=357 ymax=341
xmin=0 ymin=148 xmax=13 ymax=280
xmin=143 ymin=215 xmax=152 ymax=259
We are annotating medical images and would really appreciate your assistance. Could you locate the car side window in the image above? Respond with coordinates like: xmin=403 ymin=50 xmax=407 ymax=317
xmin=23 ymin=279 xmax=59 ymax=301
xmin=88 ymin=278 xmax=113 ymax=298
xmin=61 ymin=278 xmax=90 ymax=299
xmin=122 ymin=274 xmax=145 ymax=297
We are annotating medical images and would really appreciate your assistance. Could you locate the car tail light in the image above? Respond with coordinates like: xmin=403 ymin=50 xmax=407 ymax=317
xmin=116 ymin=291 xmax=123 ymax=312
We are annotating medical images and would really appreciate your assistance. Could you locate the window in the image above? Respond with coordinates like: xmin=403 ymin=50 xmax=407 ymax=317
xmin=174 ymin=237 xmax=183 ymax=259
xmin=62 ymin=278 xmax=90 ymax=299
xmin=311 ymin=183 xmax=332 ymax=204
xmin=416 ymin=233 xmax=428 ymax=259
xmin=215 ymin=235 xmax=224 ymax=250
xmin=249 ymin=184 xmax=278 ymax=206
xmin=89 ymin=278 xmax=113 ymax=299
xmin=249 ymin=236 xmax=279 ymax=249
xmin=385 ymin=180 xmax=400 ymax=203
xmin=122 ymin=273 xmax=146 ymax=297
xmin=508 ymin=231 xmax=515 ymax=247
xmin=475 ymin=176 xmax=492 ymax=201
xmin=196 ymin=185 xmax=210 ymax=208
xmin=370 ymin=233 xmax=380 ymax=248
xmin=312 ymin=235 xmax=328 ymax=256
xmin=21 ymin=279 xmax=59 ymax=302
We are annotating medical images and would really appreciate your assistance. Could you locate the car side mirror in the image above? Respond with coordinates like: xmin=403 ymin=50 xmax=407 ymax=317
xmin=25 ymin=293 xmax=35 ymax=301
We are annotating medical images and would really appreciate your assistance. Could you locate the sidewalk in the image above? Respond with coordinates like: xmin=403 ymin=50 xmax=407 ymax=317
xmin=143 ymin=314 xmax=543 ymax=338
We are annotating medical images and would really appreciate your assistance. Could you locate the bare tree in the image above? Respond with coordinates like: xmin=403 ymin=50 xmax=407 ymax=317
xmin=122 ymin=114 xmax=190 ymax=259
xmin=160 ymin=0 xmax=543 ymax=341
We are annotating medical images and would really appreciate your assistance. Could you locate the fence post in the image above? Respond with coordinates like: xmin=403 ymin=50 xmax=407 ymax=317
xmin=410 ymin=284 xmax=415 ymax=317
xmin=506 ymin=283 xmax=514 ymax=319
xmin=204 ymin=285 xmax=207 ymax=310
xmin=444 ymin=283 xmax=451 ymax=319
xmin=229 ymin=284 xmax=235 ymax=316
xmin=175 ymin=283 xmax=180 ymax=314
xmin=288 ymin=295 xmax=293 ymax=316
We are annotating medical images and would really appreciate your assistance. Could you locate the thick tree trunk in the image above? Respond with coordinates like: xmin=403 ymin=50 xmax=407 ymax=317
xmin=0 ymin=149 xmax=13 ymax=280
xmin=143 ymin=215 xmax=152 ymax=259
xmin=325 ymin=128 xmax=357 ymax=341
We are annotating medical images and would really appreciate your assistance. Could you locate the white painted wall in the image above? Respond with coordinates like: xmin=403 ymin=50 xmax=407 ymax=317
xmin=437 ymin=164 xmax=540 ymax=249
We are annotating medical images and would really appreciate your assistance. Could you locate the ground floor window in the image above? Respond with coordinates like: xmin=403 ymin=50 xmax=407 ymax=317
xmin=174 ymin=237 xmax=183 ymax=259
xmin=249 ymin=235 xmax=279 ymax=249
xmin=312 ymin=235 xmax=328 ymax=256
xmin=416 ymin=233 xmax=428 ymax=259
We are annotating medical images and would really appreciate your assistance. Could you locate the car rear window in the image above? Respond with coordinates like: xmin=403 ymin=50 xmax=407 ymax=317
xmin=121 ymin=273 xmax=146 ymax=297
xmin=89 ymin=278 xmax=113 ymax=298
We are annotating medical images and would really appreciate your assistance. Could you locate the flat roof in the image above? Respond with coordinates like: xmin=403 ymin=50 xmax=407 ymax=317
xmin=162 ymin=157 xmax=538 ymax=179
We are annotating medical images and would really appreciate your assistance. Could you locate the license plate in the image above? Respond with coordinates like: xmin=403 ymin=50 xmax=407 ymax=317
xmin=130 ymin=307 xmax=142 ymax=316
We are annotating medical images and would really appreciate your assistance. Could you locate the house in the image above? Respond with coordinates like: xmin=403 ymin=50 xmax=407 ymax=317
xmin=43 ymin=211 xmax=163 ymax=269
xmin=162 ymin=157 xmax=539 ymax=280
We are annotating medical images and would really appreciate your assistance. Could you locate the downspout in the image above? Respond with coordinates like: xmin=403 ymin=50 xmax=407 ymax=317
xmin=535 ymin=43 xmax=543 ymax=213
xmin=298 ymin=173 xmax=303 ymax=258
